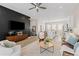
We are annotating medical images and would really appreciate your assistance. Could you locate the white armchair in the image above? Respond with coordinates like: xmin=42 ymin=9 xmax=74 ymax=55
xmin=60 ymin=42 xmax=79 ymax=56
xmin=60 ymin=45 xmax=74 ymax=56
xmin=38 ymin=31 xmax=46 ymax=41
xmin=74 ymin=47 xmax=79 ymax=56
xmin=0 ymin=40 xmax=21 ymax=56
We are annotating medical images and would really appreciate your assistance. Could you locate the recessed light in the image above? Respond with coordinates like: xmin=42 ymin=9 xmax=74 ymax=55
xmin=59 ymin=6 xmax=63 ymax=8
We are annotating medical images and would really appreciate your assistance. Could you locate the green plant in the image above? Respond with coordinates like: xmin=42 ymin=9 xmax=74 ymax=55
xmin=45 ymin=37 xmax=52 ymax=42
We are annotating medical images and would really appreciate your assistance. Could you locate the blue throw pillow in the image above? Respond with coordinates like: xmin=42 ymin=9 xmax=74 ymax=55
xmin=0 ymin=34 xmax=5 ymax=41
xmin=67 ymin=35 xmax=77 ymax=46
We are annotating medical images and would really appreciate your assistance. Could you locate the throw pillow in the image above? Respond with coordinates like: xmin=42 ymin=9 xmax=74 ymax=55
xmin=67 ymin=35 xmax=77 ymax=46
xmin=0 ymin=40 xmax=16 ymax=48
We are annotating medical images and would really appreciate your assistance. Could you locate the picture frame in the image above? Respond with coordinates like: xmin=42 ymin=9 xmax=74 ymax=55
xmin=32 ymin=26 xmax=36 ymax=36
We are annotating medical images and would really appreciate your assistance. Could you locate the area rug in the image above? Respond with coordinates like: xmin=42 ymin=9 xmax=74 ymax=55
xmin=21 ymin=36 xmax=62 ymax=56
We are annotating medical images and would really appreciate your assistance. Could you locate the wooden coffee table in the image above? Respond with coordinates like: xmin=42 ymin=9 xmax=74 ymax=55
xmin=39 ymin=41 xmax=54 ymax=55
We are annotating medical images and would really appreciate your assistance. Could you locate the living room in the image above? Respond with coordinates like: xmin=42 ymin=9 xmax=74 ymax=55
xmin=0 ymin=3 xmax=79 ymax=56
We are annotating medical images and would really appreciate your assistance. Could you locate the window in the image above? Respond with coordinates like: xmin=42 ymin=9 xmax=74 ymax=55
xmin=52 ymin=24 xmax=56 ymax=30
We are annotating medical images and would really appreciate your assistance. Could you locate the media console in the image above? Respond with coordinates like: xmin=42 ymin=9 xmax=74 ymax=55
xmin=6 ymin=34 xmax=28 ymax=42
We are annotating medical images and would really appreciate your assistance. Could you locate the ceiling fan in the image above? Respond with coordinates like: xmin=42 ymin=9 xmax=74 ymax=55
xmin=29 ymin=3 xmax=47 ymax=12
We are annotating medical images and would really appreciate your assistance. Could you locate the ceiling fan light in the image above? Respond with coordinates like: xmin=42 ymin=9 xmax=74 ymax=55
xmin=36 ymin=9 xmax=39 ymax=12
xmin=36 ymin=7 xmax=38 ymax=9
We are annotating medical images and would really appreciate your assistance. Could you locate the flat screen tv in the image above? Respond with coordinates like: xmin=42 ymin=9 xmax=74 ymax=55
xmin=9 ymin=21 xmax=25 ymax=30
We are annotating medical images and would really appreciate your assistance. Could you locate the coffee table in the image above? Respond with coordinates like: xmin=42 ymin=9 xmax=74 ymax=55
xmin=39 ymin=41 xmax=54 ymax=55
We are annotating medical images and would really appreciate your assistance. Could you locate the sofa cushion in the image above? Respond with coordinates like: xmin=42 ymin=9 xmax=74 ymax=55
xmin=11 ymin=45 xmax=21 ymax=56
xmin=0 ymin=45 xmax=13 ymax=56
xmin=67 ymin=35 xmax=77 ymax=46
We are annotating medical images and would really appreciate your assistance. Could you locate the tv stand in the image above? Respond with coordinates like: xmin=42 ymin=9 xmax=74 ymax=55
xmin=6 ymin=34 xmax=28 ymax=42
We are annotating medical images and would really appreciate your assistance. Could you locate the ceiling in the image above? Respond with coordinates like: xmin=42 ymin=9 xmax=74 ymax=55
xmin=0 ymin=3 xmax=79 ymax=20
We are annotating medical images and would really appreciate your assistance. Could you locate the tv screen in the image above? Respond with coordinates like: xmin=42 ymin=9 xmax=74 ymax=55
xmin=9 ymin=21 xmax=25 ymax=30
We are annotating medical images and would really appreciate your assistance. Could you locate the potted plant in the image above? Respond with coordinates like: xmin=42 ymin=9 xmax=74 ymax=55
xmin=44 ymin=37 xmax=52 ymax=45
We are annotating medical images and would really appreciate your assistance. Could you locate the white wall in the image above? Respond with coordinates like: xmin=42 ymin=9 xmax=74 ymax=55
xmin=72 ymin=6 xmax=79 ymax=32
xmin=74 ymin=8 xmax=79 ymax=28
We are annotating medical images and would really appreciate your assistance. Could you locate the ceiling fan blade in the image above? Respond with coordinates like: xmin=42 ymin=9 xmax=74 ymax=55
xmin=36 ymin=3 xmax=42 ymax=7
xmin=30 ymin=3 xmax=36 ymax=7
xmin=38 ymin=3 xmax=42 ymax=6
xmin=39 ymin=7 xmax=47 ymax=9
xmin=29 ymin=7 xmax=35 ymax=10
